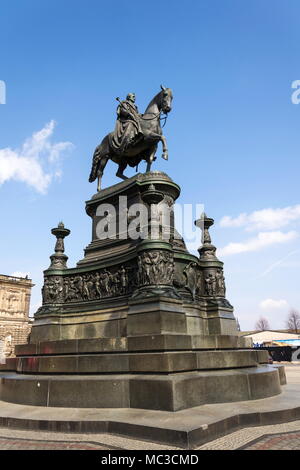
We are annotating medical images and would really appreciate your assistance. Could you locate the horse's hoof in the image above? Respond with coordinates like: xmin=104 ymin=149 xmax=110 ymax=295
xmin=162 ymin=153 xmax=168 ymax=161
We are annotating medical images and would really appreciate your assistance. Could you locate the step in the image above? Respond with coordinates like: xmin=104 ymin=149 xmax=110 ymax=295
xmin=0 ymin=365 xmax=282 ymax=411
xmin=8 ymin=350 xmax=269 ymax=374
xmin=14 ymin=334 xmax=252 ymax=357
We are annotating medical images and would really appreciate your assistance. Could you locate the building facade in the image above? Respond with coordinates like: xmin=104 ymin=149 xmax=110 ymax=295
xmin=241 ymin=330 xmax=300 ymax=346
xmin=0 ymin=274 xmax=34 ymax=358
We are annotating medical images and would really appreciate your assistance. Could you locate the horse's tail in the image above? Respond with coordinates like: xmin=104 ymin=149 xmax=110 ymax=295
xmin=89 ymin=145 xmax=102 ymax=182
xmin=89 ymin=137 xmax=109 ymax=182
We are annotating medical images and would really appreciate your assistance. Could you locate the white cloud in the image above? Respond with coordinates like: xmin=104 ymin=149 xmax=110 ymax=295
xmin=218 ymin=231 xmax=298 ymax=256
xmin=220 ymin=205 xmax=300 ymax=231
xmin=0 ymin=120 xmax=73 ymax=193
xmin=259 ymin=298 xmax=289 ymax=311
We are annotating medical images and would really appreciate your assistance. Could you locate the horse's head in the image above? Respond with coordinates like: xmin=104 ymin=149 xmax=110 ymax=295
xmin=160 ymin=85 xmax=173 ymax=113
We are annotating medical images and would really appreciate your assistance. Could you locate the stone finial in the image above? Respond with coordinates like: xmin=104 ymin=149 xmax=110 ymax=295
xmin=194 ymin=213 xmax=227 ymax=300
xmin=49 ymin=223 xmax=71 ymax=269
xmin=194 ymin=212 xmax=218 ymax=260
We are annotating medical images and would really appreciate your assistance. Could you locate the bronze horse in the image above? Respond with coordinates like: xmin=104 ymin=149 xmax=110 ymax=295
xmin=89 ymin=86 xmax=173 ymax=191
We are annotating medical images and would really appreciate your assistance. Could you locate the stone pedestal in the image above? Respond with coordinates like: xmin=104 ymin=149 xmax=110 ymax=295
xmin=0 ymin=171 xmax=284 ymax=411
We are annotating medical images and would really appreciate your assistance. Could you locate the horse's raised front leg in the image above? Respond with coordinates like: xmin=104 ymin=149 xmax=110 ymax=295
xmin=160 ymin=135 xmax=168 ymax=161
xmin=147 ymin=132 xmax=168 ymax=161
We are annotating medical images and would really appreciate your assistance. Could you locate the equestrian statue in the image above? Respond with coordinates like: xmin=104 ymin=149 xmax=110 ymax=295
xmin=89 ymin=85 xmax=173 ymax=191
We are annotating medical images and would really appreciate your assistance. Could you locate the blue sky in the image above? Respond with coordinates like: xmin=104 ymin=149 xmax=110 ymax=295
xmin=1 ymin=0 xmax=300 ymax=330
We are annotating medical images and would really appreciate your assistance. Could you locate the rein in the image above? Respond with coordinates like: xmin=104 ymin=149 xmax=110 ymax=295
xmin=140 ymin=111 xmax=168 ymax=127
xmin=140 ymin=111 xmax=161 ymax=121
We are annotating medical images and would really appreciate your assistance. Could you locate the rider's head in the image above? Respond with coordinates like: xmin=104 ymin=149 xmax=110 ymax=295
xmin=126 ymin=93 xmax=135 ymax=103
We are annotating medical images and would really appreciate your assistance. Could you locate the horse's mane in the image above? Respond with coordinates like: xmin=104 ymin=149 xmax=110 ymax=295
xmin=144 ymin=90 xmax=162 ymax=114
xmin=144 ymin=88 xmax=172 ymax=114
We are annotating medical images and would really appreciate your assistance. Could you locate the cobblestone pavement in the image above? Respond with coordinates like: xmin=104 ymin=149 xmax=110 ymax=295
xmin=0 ymin=427 xmax=180 ymax=450
xmin=0 ymin=436 xmax=117 ymax=450
xmin=197 ymin=420 xmax=300 ymax=450
xmin=239 ymin=431 xmax=300 ymax=450
xmin=1 ymin=422 xmax=300 ymax=450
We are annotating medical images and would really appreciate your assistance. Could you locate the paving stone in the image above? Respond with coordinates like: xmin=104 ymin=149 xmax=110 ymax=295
xmin=0 ymin=437 xmax=113 ymax=450
xmin=241 ymin=431 xmax=300 ymax=450
xmin=197 ymin=419 xmax=300 ymax=450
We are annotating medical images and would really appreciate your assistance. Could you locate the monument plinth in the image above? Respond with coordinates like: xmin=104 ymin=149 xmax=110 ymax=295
xmin=0 ymin=171 xmax=283 ymax=412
